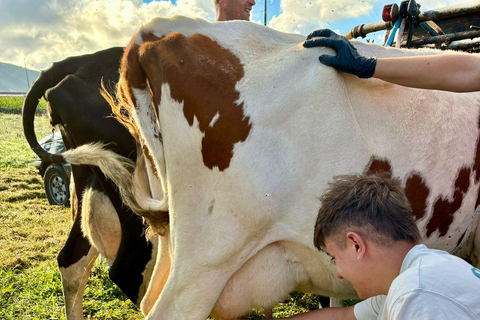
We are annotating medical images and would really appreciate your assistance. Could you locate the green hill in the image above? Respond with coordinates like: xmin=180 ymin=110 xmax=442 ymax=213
xmin=0 ymin=62 xmax=40 ymax=93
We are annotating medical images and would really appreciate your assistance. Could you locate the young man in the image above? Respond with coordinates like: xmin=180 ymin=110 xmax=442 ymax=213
xmin=303 ymin=29 xmax=480 ymax=93
xmin=214 ymin=0 xmax=256 ymax=22
xmin=267 ymin=174 xmax=480 ymax=319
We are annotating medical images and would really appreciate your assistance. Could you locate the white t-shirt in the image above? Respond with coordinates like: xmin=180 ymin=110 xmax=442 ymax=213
xmin=354 ymin=244 xmax=480 ymax=320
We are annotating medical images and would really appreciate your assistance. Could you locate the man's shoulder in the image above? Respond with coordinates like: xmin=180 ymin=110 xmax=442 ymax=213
xmin=393 ymin=246 xmax=475 ymax=293
xmin=388 ymin=245 xmax=480 ymax=317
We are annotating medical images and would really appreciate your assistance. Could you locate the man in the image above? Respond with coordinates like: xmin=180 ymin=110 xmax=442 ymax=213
xmin=303 ymin=29 xmax=480 ymax=93
xmin=266 ymin=174 xmax=480 ymax=319
xmin=214 ymin=0 xmax=256 ymax=21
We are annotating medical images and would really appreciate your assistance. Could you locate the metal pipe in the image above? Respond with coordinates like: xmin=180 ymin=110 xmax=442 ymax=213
xmin=345 ymin=21 xmax=392 ymax=39
xmin=443 ymin=39 xmax=480 ymax=51
xmin=406 ymin=29 xmax=480 ymax=46
xmin=264 ymin=0 xmax=267 ymax=26
xmin=417 ymin=1 xmax=480 ymax=22
xmin=344 ymin=1 xmax=480 ymax=39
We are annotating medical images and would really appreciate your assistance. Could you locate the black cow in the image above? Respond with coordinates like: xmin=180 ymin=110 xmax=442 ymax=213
xmin=22 ymin=47 xmax=156 ymax=319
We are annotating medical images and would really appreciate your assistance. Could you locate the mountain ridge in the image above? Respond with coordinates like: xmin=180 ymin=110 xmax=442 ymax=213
xmin=0 ymin=61 xmax=40 ymax=93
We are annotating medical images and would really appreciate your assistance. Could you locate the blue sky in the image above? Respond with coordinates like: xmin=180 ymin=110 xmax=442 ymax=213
xmin=143 ymin=0 xmax=380 ymax=33
xmin=0 ymin=0 xmax=468 ymax=70
xmin=142 ymin=0 xmax=461 ymax=38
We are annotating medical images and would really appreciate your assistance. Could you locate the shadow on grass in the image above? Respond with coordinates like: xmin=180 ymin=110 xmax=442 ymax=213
xmin=5 ymin=191 xmax=47 ymax=202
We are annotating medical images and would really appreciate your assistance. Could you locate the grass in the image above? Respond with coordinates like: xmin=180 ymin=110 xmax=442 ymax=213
xmin=0 ymin=96 xmax=47 ymax=115
xmin=0 ymin=97 xmax=357 ymax=319
xmin=1 ymin=261 xmax=142 ymax=319
xmin=0 ymin=98 xmax=142 ymax=319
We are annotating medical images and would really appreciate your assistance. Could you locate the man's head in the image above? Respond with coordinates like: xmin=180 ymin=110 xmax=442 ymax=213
xmin=314 ymin=173 xmax=420 ymax=250
xmin=314 ymin=174 xmax=421 ymax=298
xmin=214 ymin=0 xmax=256 ymax=22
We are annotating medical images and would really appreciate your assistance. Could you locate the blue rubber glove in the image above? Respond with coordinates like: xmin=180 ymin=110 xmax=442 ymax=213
xmin=303 ymin=29 xmax=377 ymax=79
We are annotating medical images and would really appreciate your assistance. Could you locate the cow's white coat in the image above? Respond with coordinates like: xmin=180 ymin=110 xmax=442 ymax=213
xmin=69 ymin=16 xmax=480 ymax=319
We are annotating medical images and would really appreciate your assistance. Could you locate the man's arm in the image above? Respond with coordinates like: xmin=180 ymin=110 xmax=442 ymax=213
xmin=304 ymin=29 xmax=480 ymax=93
xmin=264 ymin=306 xmax=356 ymax=320
xmin=374 ymin=54 xmax=480 ymax=92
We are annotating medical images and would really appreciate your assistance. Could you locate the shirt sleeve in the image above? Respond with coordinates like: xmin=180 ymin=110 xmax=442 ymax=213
xmin=388 ymin=289 xmax=475 ymax=320
xmin=353 ymin=295 xmax=386 ymax=320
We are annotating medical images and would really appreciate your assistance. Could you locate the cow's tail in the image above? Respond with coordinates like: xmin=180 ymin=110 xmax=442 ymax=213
xmin=22 ymin=57 xmax=84 ymax=164
xmin=101 ymin=30 xmax=170 ymax=233
xmin=61 ymin=142 xmax=169 ymax=235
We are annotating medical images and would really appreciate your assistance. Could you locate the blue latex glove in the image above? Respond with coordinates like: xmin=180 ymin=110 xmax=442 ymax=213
xmin=303 ymin=29 xmax=377 ymax=79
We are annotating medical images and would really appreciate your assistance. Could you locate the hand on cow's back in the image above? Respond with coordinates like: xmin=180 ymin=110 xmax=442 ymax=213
xmin=303 ymin=29 xmax=377 ymax=79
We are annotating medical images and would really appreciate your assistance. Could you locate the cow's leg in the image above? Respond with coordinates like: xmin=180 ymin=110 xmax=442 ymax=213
xmin=141 ymin=230 xmax=169 ymax=316
xmin=59 ymin=245 xmax=99 ymax=320
xmin=108 ymin=221 xmax=155 ymax=304
xmin=58 ymin=206 xmax=99 ymax=319
xmin=98 ymin=174 xmax=155 ymax=304
xmin=83 ymin=180 xmax=158 ymax=305
xmin=58 ymin=168 xmax=99 ymax=320
xmin=81 ymin=184 xmax=121 ymax=262
xmin=145 ymin=232 xmax=263 ymax=320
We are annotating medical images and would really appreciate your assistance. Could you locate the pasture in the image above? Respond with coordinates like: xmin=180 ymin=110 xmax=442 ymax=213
xmin=0 ymin=97 xmax=332 ymax=319
xmin=0 ymin=97 xmax=143 ymax=319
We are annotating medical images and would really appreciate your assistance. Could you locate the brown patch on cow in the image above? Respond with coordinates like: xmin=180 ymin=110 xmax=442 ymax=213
xmin=365 ymin=156 xmax=392 ymax=178
xmin=141 ymin=31 xmax=161 ymax=43
xmin=365 ymin=157 xmax=431 ymax=222
xmin=456 ymin=167 xmax=471 ymax=194
xmin=143 ymin=145 xmax=159 ymax=178
xmin=405 ymin=174 xmax=429 ymax=221
xmin=426 ymin=167 xmax=471 ymax=237
xmin=106 ymin=30 xmax=151 ymax=143
xmin=139 ymin=32 xmax=251 ymax=171
xmin=121 ymin=32 xmax=148 ymax=94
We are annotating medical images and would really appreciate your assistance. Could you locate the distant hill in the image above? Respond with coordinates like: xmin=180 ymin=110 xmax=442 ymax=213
xmin=0 ymin=62 xmax=40 ymax=93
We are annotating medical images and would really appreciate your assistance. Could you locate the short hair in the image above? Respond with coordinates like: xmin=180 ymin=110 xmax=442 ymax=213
xmin=313 ymin=173 xmax=421 ymax=250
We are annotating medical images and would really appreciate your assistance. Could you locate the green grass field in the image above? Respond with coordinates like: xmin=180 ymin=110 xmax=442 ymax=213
xmin=0 ymin=97 xmax=142 ymax=319
xmin=0 ymin=96 xmax=47 ymax=115
xmin=0 ymin=96 xmax=355 ymax=319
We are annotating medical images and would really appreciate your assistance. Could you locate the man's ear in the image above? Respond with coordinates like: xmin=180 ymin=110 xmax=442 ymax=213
xmin=346 ymin=232 xmax=366 ymax=260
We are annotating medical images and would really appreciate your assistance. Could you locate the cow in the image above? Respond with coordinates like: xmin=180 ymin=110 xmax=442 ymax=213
xmin=38 ymin=16 xmax=480 ymax=319
xmin=22 ymin=47 xmax=158 ymax=319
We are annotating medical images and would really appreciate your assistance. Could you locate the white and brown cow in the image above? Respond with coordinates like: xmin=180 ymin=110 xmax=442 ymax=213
xmin=57 ymin=16 xmax=480 ymax=319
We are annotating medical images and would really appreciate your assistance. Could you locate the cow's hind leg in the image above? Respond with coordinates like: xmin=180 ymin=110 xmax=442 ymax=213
xmin=141 ymin=230 xmax=169 ymax=316
xmin=58 ymin=202 xmax=99 ymax=320
xmin=145 ymin=233 xmax=265 ymax=319
xmin=83 ymin=175 xmax=156 ymax=305
xmin=145 ymin=203 xmax=297 ymax=320
xmin=98 ymin=177 xmax=155 ymax=305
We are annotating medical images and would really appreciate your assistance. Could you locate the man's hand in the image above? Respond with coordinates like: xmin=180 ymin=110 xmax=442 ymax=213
xmin=303 ymin=29 xmax=377 ymax=79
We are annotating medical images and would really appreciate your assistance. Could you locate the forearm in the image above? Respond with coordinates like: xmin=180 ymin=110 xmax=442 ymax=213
xmin=265 ymin=306 xmax=356 ymax=320
xmin=374 ymin=54 xmax=480 ymax=92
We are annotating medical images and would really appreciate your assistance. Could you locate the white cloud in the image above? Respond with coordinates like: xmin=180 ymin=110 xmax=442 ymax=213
xmin=416 ymin=0 xmax=473 ymax=11
xmin=0 ymin=0 xmax=474 ymax=70
xmin=0 ymin=0 xmax=216 ymax=70
xmin=269 ymin=0 xmax=378 ymax=35
xmin=267 ymin=0 xmax=474 ymax=36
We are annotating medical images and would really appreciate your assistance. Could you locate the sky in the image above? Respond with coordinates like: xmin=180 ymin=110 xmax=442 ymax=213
xmin=0 ymin=0 xmax=470 ymax=71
